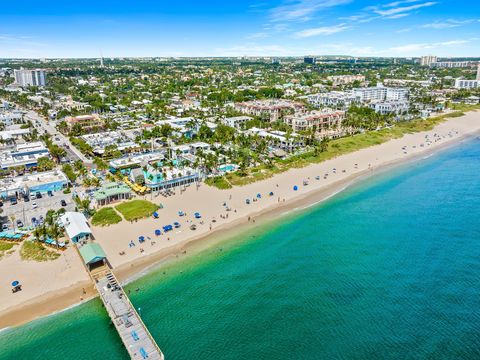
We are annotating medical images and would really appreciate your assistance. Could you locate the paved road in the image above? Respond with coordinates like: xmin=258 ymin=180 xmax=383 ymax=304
xmin=25 ymin=110 xmax=93 ymax=165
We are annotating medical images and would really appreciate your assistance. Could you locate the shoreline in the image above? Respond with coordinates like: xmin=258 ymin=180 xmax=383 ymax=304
xmin=1 ymin=112 xmax=479 ymax=330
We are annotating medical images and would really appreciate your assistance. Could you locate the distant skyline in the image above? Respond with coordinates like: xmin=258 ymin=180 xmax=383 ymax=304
xmin=1 ymin=0 xmax=479 ymax=58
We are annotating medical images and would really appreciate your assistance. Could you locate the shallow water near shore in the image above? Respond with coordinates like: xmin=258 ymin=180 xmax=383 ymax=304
xmin=1 ymin=137 xmax=480 ymax=360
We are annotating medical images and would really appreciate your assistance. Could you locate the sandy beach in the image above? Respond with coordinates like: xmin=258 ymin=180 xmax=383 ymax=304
xmin=1 ymin=110 xmax=479 ymax=329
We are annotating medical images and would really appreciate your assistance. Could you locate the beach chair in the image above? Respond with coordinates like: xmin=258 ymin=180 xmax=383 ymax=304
xmin=139 ymin=347 xmax=149 ymax=359
xmin=131 ymin=330 xmax=140 ymax=341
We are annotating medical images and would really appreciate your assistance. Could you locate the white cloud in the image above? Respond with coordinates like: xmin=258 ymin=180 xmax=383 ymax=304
xmin=384 ymin=13 xmax=410 ymax=19
xmin=373 ymin=1 xmax=436 ymax=16
xmin=269 ymin=0 xmax=352 ymax=22
xmin=421 ymin=19 xmax=478 ymax=29
xmin=295 ymin=24 xmax=351 ymax=37
xmin=389 ymin=39 xmax=471 ymax=53
xmin=246 ymin=32 xmax=269 ymax=39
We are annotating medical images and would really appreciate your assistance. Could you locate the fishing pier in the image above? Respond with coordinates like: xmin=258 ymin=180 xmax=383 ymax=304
xmin=78 ymin=242 xmax=164 ymax=360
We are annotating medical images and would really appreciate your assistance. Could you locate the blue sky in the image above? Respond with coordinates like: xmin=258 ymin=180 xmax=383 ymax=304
xmin=1 ymin=0 xmax=479 ymax=58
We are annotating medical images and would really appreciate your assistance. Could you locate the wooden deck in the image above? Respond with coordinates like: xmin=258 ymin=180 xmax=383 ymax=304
xmin=91 ymin=268 xmax=164 ymax=360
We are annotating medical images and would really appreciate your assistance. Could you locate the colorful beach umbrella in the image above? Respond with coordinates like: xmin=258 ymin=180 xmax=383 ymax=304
xmin=11 ymin=281 xmax=19 ymax=287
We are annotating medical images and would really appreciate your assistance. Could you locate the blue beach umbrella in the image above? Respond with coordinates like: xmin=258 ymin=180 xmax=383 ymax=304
xmin=154 ymin=229 xmax=161 ymax=236
xmin=138 ymin=236 xmax=145 ymax=242
xmin=293 ymin=185 xmax=298 ymax=191
xmin=11 ymin=281 xmax=19 ymax=287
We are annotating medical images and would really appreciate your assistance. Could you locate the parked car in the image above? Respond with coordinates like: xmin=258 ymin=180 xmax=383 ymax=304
xmin=23 ymin=195 xmax=30 ymax=202
xmin=61 ymin=199 xmax=67 ymax=207
xmin=35 ymin=192 xmax=42 ymax=199
xmin=16 ymin=220 xmax=23 ymax=228
xmin=10 ymin=197 xmax=17 ymax=205
xmin=31 ymin=217 xmax=37 ymax=225
xmin=32 ymin=202 xmax=38 ymax=209
xmin=30 ymin=193 xmax=37 ymax=200
xmin=47 ymin=190 xmax=53 ymax=197
xmin=2 ymin=224 xmax=9 ymax=231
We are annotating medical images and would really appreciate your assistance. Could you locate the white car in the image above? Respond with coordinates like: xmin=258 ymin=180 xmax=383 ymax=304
xmin=32 ymin=202 xmax=38 ymax=209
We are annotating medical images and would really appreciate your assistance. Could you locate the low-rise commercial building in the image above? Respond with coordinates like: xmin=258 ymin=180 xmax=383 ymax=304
xmin=0 ymin=142 xmax=50 ymax=170
xmin=65 ymin=114 xmax=105 ymax=133
xmin=93 ymin=182 xmax=132 ymax=206
xmin=0 ymin=170 xmax=68 ymax=199
xmin=60 ymin=212 xmax=92 ymax=243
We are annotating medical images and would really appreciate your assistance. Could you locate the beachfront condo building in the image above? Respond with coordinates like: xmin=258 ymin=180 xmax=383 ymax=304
xmin=368 ymin=101 xmax=409 ymax=115
xmin=284 ymin=109 xmax=345 ymax=137
xmin=307 ymin=91 xmax=359 ymax=109
xmin=352 ymin=84 xmax=409 ymax=102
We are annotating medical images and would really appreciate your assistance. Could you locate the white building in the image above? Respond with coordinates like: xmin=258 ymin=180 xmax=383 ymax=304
xmin=307 ymin=91 xmax=358 ymax=109
xmin=431 ymin=61 xmax=475 ymax=68
xmin=353 ymin=84 xmax=409 ymax=102
xmin=368 ymin=101 xmax=409 ymax=115
xmin=59 ymin=212 xmax=92 ymax=243
xmin=454 ymin=79 xmax=480 ymax=89
xmin=420 ymin=55 xmax=437 ymax=66
xmin=0 ymin=142 xmax=50 ymax=170
xmin=222 ymin=116 xmax=252 ymax=129
xmin=14 ymin=69 xmax=47 ymax=87
xmin=244 ymin=127 xmax=304 ymax=152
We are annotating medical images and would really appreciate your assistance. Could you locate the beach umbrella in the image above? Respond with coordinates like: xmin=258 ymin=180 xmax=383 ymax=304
xmin=257 ymin=193 xmax=261 ymax=198
xmin=293 ymin=185 xmax=298 ymax=191
xmin=269 ymin=192 xmax=274 ymax=196
xmin=154 ymin=229 xmax=161 ymax=236
xmin=11 ymin=281 xmax=19 ymax=287
xmin=138 ymin=236 xmax=145 ymax=242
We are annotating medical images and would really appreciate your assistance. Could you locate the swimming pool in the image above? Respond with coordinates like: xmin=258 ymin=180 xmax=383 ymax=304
xmin=218 ymin=164 xmax=237 ymax=173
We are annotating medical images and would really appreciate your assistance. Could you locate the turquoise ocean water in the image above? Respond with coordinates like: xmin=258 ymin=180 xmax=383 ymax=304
xmin=1 ymin=137 xmax=480 ymax=360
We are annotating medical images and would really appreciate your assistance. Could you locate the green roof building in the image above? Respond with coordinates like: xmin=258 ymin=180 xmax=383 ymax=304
xmin=94 ymin=182 xmax=131 ymax=206
xmin=79 ymin=243 xmax=107 ymax=270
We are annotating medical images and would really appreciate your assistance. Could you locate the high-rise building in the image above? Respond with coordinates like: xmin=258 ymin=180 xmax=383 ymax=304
xmin=304 ymin=57 xmax=316 ymax=64
xmin=14 ymin=69 xmax=47 ymax=87
xmin=477 ymin=63 xmax=480 ymax=81
xmin=420 ymin=55 xmax=437 ymax=66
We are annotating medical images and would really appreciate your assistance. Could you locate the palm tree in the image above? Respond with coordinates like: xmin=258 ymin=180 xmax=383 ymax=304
xmin=9 ymin=215 xmax=15 ymax=232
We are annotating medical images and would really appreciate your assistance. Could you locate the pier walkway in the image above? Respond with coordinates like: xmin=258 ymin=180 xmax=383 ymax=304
xmin=91 ymin=266 xmax=164 ymax=360
xmin=73 ymin=239 xmax=164 ymax=360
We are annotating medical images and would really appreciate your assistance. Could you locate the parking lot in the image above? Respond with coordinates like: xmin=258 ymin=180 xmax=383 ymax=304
xmin=1 ymin=192 xmax=75 ymax=229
